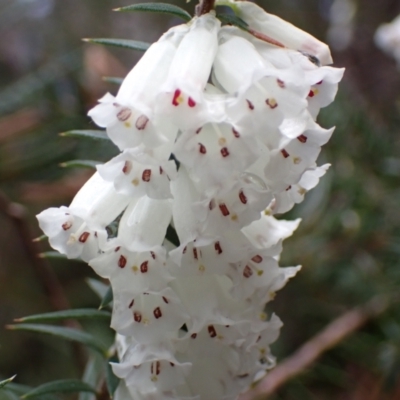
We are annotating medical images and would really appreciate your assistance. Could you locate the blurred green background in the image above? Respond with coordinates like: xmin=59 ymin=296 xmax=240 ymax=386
xmin=1 ymin=0 xmax=400 ymax=399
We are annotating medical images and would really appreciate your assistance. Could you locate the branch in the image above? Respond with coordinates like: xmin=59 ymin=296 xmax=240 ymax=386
xmin=195 ymin=0 xmax=215 ymax=17
xmin=239 ymin=296 xmax=391 ymax=400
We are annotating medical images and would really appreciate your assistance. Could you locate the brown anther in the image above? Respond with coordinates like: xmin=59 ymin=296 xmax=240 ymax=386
xmin=251 ymin=255 xmax=263 ymax=263
xmin=118 ymin=255 xmax=127 ymax=268
xmin=117 ymin=107 xmax=131 ymax=122
xmin=214 ymin=241 xmax=222 ymax=254
xmin=239 ymin=190 xmax=247 ymax=204
xmin=243 ymin=265 xmax=253 ymax=278
xmin=297 ymin=134 xmax=307 ymax=143
xmin=277 ymin=79 xmax=285 ymax=88
xmin=159 ymin=166 xmax=163 ymax=174
xmin=62 ymin=222 xmax=72 ymax=231
xmin=199 ymin=143 xmax=206 ymax=154
xmin=209 ymin=199 xmax=216 ymax=210
xmin=140 ymin=261 xmax=148 ymax=273
xmin=122 ymin=161 xmax=132 ymax=174
xmin=196 ymin=127 xmax=202 ymax=134
xmin=150 ymin=251 xmax=156 ymax=260
xmin=172 ymin=89 xmax=182 ymax=106
xmin=134 ymin=312 xmax=142 ymax=322
xmin=219 ymin=203 xmax=230 ymax=216
xmin=79 ymin=232 xmax=90 ymax=243
xmin=232 ymin=128 xmax=240 ymax=138
xmin=193 ymin=248 xmax=198 ymax=260
xmin=246 ymin=99 xmax=254 ymax=110
xmin=128 ymin=299 xmax=134 ymax=308
xmin=220 ymin=147 xmax=229 ymax=157
xmin=182 ymin=246 xmax=187 ymax=254
xmin=142 ymin=169 xmax=151 ymax=182
xmin=170 ymin=362 xmax=175 ymax=367
xmin=115 ymin=246 xmax=121 ymax=252
xmin=153 ymin=307 xmax=162 ymax=319
xmin=208 ymin=325 xmax=217 ymax=338
xmin=286 ymin=185 xmax=292 ymax=191
xmin=162 ymin=296 xmax=169 ymax=304
xmin=135 ymin=115 xmax=149 ymax=130
xmin=281 ymin=149 xmax=290 ymax=158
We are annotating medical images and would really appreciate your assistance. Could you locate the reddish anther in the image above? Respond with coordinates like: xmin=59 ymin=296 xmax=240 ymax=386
xmin=239 ymin=190 xmax=247 ymax=204
xmin=208 ymin=325 xmax=217 ymax=338
xmin=219 ymin=203 xmax=230 ymax=216
xmin=246 ymin=99 xmax=254 ymax=110
xmin=281 ymin=149 xmax=290 ymax=158
xmin=188 ymin=97 xmax=196 ymax=107
xmin=134 ymin=312 xmax=142 ymax=322
xmin=251 ymin=255 xmax=263 ymax=263
xmin=199 ymin=143 xmax=206 ymax=154
xmin=297 ymin=134 xmax=307 ymax=143
xmin=221 ymin=147 xmax=229 ymax=157
xmin=62 ymin=222 xmax=72 ymax=231
xmin=172 ymin=89 xmax=181 ymax=106
xmin=153 ymin=307 xmax=162 ymax=319
xmin=142 ymin=169 xmax=151 ymax=182
xmin=79 ymin=232 xmax=90 ymax=243
xmin=214 ymin=241 xmax=222 ymax=254
xmin=140 ymin=261 xmax=148 ymax=273
xmin=118 ymin=255 xmax=127 ymax=268
xmin=243 ymin=265 xmax=253 ymax=278
xmin=232 ymin=128 xmax=240 ymax=138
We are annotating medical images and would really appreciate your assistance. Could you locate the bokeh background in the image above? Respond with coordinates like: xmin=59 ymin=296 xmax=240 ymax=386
xmin=1 ymin=0 xmax=400 ymax=399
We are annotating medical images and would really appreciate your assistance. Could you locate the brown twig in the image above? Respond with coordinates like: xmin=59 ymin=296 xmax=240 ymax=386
xmin=239 ymin=295 xmax=390 ymax=400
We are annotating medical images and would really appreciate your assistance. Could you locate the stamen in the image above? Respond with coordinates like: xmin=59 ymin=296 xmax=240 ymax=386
xmin=219 ymin=203 xmax=230 ymax=216
xmin=286 ymin=185 xmax=292 ymax=191
xmin=193 ymin=248 xmax=198 ymax=260
xmin=153 ymin=307 xmax=162 ymax=319
xmin=239 ymin=190 xmax=247 ymax=204
xmin=118 ymin=255 xmax=127 ymax=268
xmin=277 ymin=79 xmax=285 ymax=88
xmin=172 ymin=89 xmax=182 ymax=106
xmin=281 ymin=149 xmax=290 ymax=158
xmin=128 ymin=299 xmax=134 ymax=308
xmin=232 ymin=128 xmax=240 ymax=138
xmin=220 ymin=147 xmax=229 ymax=157
xmin=117 ymin=107 xmax=131 ymax=122
xmin=209 ymin=199 xmax=216 ymax=210
xmin=246 ymin=99 xmax=254 ymax=110
xmin=62 ymin=221 xmax=72 ymax=231
xmin=188 ymin=97 xmax=196 ymax=107
xmin=150 ymin=251 xmax=156 ymax=259
xmin=162 ymin=296 xmax=169 ymax=304
xmin=198 ymin=143 xmax=206 ymax=154
xmin=214 ymin=241 xmax=222 ymax=254
xmin=243 ymin=265 xmax=253 ymax=278
xmin=308 ymin=90 xmax=315 ymax=97
xmin=208 ymin=325 xmax=217 ymax=338
xmin=251 ymin=255 xmax=263 ymax=263
xmin=122 ymin=161 xmax=132 ymax=174
xmin=191 ymin=333 xmax=197 ymax=339
xmin=142 ymin=169 xmax=151 ymax=182
xmin=196 ymin=127 xmax=202 ymax=134
xmin=79 ymin=232 xmax=90 ymax=243
xmin=115 ymin=246 xmax=120 ymax=252
xmin=297 ymin=134 xmax=307 ymax=143
xmin=135 ymin=115 xmax=149 ymax=130
xmin=133 ymin=312 xmax=142 ymax=322
xmin=140 ymin=261 xmax=148 ymax=273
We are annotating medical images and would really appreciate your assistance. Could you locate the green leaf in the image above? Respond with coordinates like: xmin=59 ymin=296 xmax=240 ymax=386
xmin=38 ymin=251 xmax=68 ymax=260
xmin=102 ymin=76 xmax=123 ymax=85
xmin=79 ymin=353 xmax=104 ymax=400
xmin=83 ymin=38 xmax=150 ymax=52
xmin=216 ymin=13 xmax=249 ymax=30
xmin=22 ymin=380 xmax=97 ymax=399
xmin=99 ymin=286 xmax=113 ymax=310
xmin=115 ymin=3 xmax=191 ymax=22
xmin=2 ymin=383 xmax=59 ymax=400
xmin=59 ymin=160 xmax=100 ymax=170
xmin=32 ymin=234 xmax=47 ymax=243
xmin=15 ymin=309 xmax=111 ymax=323
xmin=8 ymin=324 xmax=107 ymax=355
xmin=0 ymin=376 xmax=16 ymax=390
xmin=105 ymin=356 xmax=120 ymax=398
xmin=166 ymin=224 xmax=180 ymax=247
xmin=60 ymin=130 xmax=110 ymax=141
xmin=86 ymin=278 xmax=109 ymax=300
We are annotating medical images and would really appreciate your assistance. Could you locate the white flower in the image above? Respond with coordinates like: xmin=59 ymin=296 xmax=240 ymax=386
xmin=375 ymin=15 xmax=400 ymax=66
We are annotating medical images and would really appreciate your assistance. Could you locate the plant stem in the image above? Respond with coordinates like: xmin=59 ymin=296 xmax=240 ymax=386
xmin=195 ymin=0 xmax=216 ymax=17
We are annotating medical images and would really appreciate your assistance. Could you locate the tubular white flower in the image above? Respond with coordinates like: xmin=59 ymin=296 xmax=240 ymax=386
xmin=216 ymin=0 xmax=333 ymax=65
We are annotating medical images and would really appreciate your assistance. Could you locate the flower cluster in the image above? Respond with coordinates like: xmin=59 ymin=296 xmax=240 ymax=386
xmin=37 ymin=2 xmax=343 ymax=399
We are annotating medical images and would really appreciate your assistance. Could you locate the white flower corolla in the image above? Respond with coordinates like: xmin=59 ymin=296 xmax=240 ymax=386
xmin=273 ymin=164 xmax=330 ymax=214
xmin=89 ymin=243 xmax=172 ymax=295
xmin=88 ymin=24 xmax=188 ymax=150
xmin=157 ymin=13 xmax=220 ymax=130
xmin=36 ymin=172 xmax=130 ymax=261
xmin=117 ymin=196 xmax=172 ymax=252
xmin=112 ymin=341 xmax=191 ymax=394
xmin=375 ymin=15 xmax=400 ymax=66
xmin=216 ymin=0 xmax=333 ymax=65
xmin=173 ymin=120 xmax=260 ymax=187
xmin=111 ymin=288 xmax=188 ymax=342
xmin=97 ymin=148 xmax=177 ymax=200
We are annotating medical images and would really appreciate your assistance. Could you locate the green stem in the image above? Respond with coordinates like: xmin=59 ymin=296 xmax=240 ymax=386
xmin=195 ymin=0 xmax=216 ymax=16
